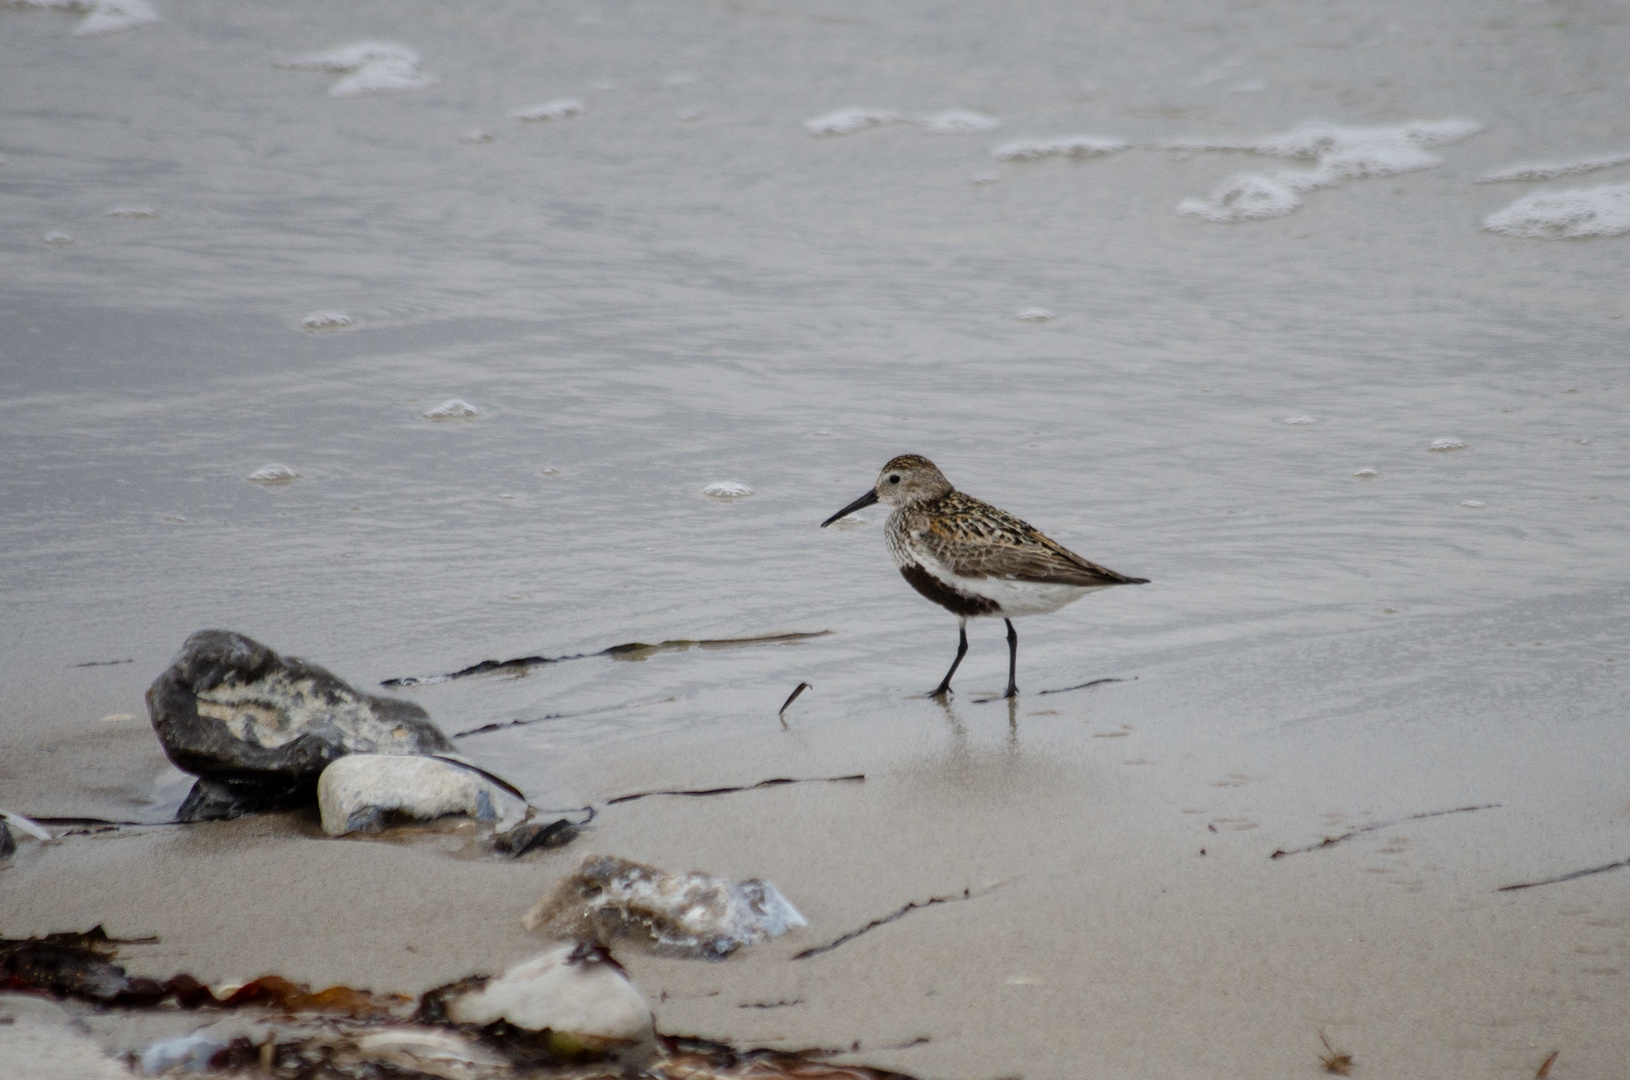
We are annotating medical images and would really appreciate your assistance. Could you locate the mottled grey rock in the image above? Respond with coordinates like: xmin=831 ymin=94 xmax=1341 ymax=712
xmin=0 ymin=820 xmax=14 ymax=860
xmin=316 ymin=754 xmax=526 ymax=836
xmin=147 ymin=631 xmax=453 ymax=794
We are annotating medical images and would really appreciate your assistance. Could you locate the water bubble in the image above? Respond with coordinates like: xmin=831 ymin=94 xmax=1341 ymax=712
xmin=103 ymin=205 xmax=159 ymax=218
xmin=247 ymin=464 xmax=300 ymax=485
xmin=423 ymin=399 xmax=478 ymax=420
xmin=302 ymin=311 xmax=354 ymax=331
xmin=992 ymin=135 xmax=1129 ymax=161
xmin=1013 ymin=308 xmax=1054 ymax=322
xmin=1428 ymin=438 xmax=1467 ymax=452
xmin=1461 ymin=499 xmax=1487 ymax=508
xmin=42 ymin=231 xmax=74 ymax=245
xmin=702 ymin=481 xmax=754 ymax=499
xmin=1282 ymin=416 xmax=1316 ymax=425
xmin=509 ymin=99 xmax=586 ymax=121
xmin=1353 ymin=468 xmax=1379 ymax=479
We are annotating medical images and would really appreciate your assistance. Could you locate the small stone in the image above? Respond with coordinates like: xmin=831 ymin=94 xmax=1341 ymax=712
xmin=495 ymin=817 xmax=579 ymax=856
xmin=175 ymin=776 xmax=308 ymax=823
xmin=146 ymin=630 xmax=453 ymax=795
xmin=524 ymin=854 xmax=807 ymax=959
xmin=316 ymin=754 xmax=527 ymax=836
xmin=430 ymin=942 xmax=654 ymax=1063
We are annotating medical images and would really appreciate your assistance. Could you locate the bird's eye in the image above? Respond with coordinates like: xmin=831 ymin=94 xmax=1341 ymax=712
xmin=888 ymin=474 xmax=900 ymax=484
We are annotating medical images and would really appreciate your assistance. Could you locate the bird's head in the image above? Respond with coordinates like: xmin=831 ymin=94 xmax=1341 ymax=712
xmin=821 ymin=455 xmax=953 ymax=526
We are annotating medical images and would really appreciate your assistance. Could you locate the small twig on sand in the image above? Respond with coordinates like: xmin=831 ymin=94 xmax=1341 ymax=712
xmin=779 ymin=682 xmax=812 ymax=719
xmin=1270 ymin=804 xmax=1499 ymax=860
xmin=1499 ymin=856 xmax=1630 ymax=892
xmin=1318 ymin=1032 xmax=1354 ymax=1075
xmin=1036 ymin=677 xmax=1127 ymax=696
xmin=792 ymin=883 xmax=1001 ymax=960
xmin=381 ymin=631 xmax=831 ymax=687
xmin=607 ymin=775 xmax=863 ymax=806
xmin=1536 ymin=1050 xmax=1560 ymax=1079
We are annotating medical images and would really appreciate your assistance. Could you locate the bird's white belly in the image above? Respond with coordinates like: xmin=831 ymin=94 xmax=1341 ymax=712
xmin=923 ymin=560 xmax=1109 ymax=617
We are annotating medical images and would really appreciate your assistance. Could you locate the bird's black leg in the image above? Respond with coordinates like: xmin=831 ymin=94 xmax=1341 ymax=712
xmin=1003 ymin=618 xmax=1019 ymax=699
xmin=932 ymin=620 xmax=969 ymax=697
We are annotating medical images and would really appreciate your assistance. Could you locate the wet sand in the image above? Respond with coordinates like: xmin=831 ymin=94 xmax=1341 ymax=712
xmin=5 ymin=626 xmax=1629 ymax=1079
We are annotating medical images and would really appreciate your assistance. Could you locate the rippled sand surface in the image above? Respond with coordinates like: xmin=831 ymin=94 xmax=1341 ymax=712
xmin=3 ymin=0 xmax=1629 ymax=1076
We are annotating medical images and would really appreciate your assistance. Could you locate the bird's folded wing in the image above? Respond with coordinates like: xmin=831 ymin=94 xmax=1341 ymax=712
xmin=920 ymin=513 xmax=1142 ymax=586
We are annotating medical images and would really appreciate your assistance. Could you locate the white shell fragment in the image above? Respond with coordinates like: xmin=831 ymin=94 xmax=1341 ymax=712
xmin=246 ymin=463 xmax=300 ymax=484
xmin=524 ymin=854 xmax=807 ymax=959
xmin=444 ymin=943 xmax=654 ymax=1049
xmin=701 ymin=481 xmax=754 ymax=499
xmin=423 ymin=399 xmax=479 ymax=420
xmin=317 ymin=754 xmax=529 ymax=836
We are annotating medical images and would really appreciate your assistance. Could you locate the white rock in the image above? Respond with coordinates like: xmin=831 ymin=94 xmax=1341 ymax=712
xmin=445 ymin=943 xmax=653 ymax=1050
xmin=317 ymin=753 xmax=528 ymax=836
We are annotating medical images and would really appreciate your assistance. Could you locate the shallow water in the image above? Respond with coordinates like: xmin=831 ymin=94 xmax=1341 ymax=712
xmin=3 ymin=0 xmax=1628 ymax=869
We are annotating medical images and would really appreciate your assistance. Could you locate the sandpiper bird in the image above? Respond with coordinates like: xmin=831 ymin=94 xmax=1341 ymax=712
xmin=821 ymin=455 xmax=1148 ymax=698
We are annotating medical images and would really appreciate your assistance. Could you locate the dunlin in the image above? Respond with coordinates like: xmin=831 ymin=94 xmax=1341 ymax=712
xmin=822 ymin=455 xmax=1147 ymax=698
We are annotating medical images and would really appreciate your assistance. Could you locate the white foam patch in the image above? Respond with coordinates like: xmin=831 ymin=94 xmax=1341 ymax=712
xmin=1175 ymin=119 xmax=1482 ymax=222
xmin=920 ymin=110 xmax=1001 ymax=134
xmin=424 ymin=399 xmax=478 ymax=420
xmin=1477 ymin=153 xmax=1630 ymax=183
xmin=42 ymin=231 xmax=74 ymax=245
xmin=103 ymin=205 xmax=158 ymax=218
xmin=278 ymin=42 xmax=437 ymax=97
xmin=1482 ymin=183 xmax=1630 ymax=239
xmin=1429 ymin=438 xmax=1467 ymax=452
xmin=992 ymin=135 xmax=1129 ymax=161
xmin=1013 ymin=308 xmax=1054 ymax=322
xmin=1282 ymin=416 xmax=1316 ymax=425
xmin=508 ymin=99 xmax=585 ymax=121
xmin=14 ymin=0 xmax=159 ymax=35
xmin=803 ymin=108 xmax=903 ymax=135
xmin=301 ymin=311 xmax=353 ymax=331
xmin=1353 ymin=468 xmax=1379 ymax=480
xmin=246 ymin=464 xmax=300 ymax=484
xmin=702 ymin=481 xmax=754 ymax=499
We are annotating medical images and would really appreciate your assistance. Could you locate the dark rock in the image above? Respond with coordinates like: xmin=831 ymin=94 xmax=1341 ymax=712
xmin=0 ymin=820 xmax=14 ymax=860
xmin=493 ymin=817 xmax=579 ymax=857
xmin=147 ymin=630 xmax=453 ymax=791
xmin=175 ymin=776 xmax=309 ymax=823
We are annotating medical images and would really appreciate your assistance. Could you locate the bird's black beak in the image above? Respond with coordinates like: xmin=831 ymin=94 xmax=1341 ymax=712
xmin=821 ymin=488 xmax=879 ymax=527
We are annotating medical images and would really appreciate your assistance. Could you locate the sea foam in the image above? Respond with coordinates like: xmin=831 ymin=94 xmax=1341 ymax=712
xmin=278 ymin=42 xmax=437 ymax=97
xmin=992 ymin=136 xmax=1129 ymax=161
xmin=1476 ymin=153 xmax=1630 ymax=184
xmin=13 ymin=0 xmax=159 ymax=35
xmin=1176 ymin=119 xmax=1482 ymax=223
xmin=803 ymin=107 xmax=999 ymax=136
xmin=509 ymin=99 xmax=585 ymax=122
xmin=1482 ymin=183 xmax=1630 ymax=239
